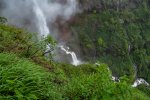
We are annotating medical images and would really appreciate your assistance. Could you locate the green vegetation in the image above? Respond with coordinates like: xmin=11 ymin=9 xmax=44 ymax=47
xmin=0 ymin=53 xmax=149 ymax=100
xmin=0 ymin=18 xmax=149 ymax=100
xmin=0 ymin=1 xmax=150 ymax=99
xmin=71 ymin=0 xmax=150 ymax=83
xmin=0 ymin=53 xmax=62 ymax=100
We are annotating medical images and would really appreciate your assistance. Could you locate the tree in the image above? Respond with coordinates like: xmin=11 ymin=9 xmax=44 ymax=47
xmin=0 ymin=17 xmax=7 ymax=24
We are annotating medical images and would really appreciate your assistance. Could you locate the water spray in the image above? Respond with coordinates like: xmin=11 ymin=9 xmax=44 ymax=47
xmin=32 ymin=0 xmax=81 ymax=66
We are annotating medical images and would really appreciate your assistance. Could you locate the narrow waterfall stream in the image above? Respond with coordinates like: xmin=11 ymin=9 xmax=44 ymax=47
xmin=32 ymin=0 xmax=50 ymax=37
xmin=32 ymin=0 xmax=80 ymax=66
xmin=59 ymin=45 xmax=81 ymax=66
xmin=132 ymin=78 xmax=149 ymax=87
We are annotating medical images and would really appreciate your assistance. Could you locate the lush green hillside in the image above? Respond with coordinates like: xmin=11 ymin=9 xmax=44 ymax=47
xmin=0 ymin=16 xmax=150 ymax=99
xmin=69 ymin=0 xmax=150 ymax=83
xmin=0 ymin=0 xmax=150 ymax=99
xmin=0 ymin=53 xmax=149 ymax=100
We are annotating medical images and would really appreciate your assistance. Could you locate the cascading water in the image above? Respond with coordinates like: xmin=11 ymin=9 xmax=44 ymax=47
xmin=31 ymin=0 xmax=150 ymax=87
xmin=102 ymin=63 xmax=150 ymax=87
xmin=32 ymin=0 xmax=80 ymax=66
xmin=32 ymin=0 xmax=50 ymax=37
xmin=131 ymin=64 xmax=149 ymax=87
xmin=132 ymin=78 xmax=149 ymax=87
xmin=59 ymin=45 xmax=80 ymax=66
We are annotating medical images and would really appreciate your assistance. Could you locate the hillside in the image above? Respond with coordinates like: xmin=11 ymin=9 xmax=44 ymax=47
xmin=0 ymin=0 xmax=150 ymax=99
xmin=68 ymin=0 xmax=150 ymax=83
xmin=0 ymin=17 xmax=149 ymax=100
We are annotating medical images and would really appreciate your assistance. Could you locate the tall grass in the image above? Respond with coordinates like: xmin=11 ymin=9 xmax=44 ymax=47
xmin=0 ymin=53 xmax=149 ymax=100
xmin=0 ymin=53 xmax=62 ymax=100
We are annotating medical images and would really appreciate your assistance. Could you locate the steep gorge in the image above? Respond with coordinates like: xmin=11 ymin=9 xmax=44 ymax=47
xmin=0 ymin=0 xmax=150 ymax=99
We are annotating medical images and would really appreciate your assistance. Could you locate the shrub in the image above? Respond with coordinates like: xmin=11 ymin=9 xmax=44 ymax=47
xmin=61 ymin=63 xmax=149 ymax=100
xmin=0 ymin=53 xmax=62 ymax=100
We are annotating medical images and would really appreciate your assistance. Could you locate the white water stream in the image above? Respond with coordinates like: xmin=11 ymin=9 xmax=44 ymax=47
xmin=59 ymin=45 xmax=81 ymax=66
xmin=98 ymin=63 xmax=150 ymax=87
xmin=132 ymin=78 xmax=149 ymax=87
xmin=32 ymin=0 xmax=50 ymax=37
xmin=32 ymin=0 xmax=80 ymax=66
xmin=111 ymin=76 xmax=149 ymax=87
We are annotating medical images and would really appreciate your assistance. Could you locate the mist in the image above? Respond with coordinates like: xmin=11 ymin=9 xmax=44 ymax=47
xmin=0 ymin=0 xmax=79 ymax=37
xmin=0 ymin=0 xmax=82 ymax=65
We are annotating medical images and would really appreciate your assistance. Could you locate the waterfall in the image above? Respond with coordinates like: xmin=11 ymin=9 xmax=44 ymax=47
xmin=111 ymin=76 xmax=149 ymax=87
xmin=131 ymin=64 xmax=149 ymax=87
xmin=32 ymin=0 xmax=80 ymax=65
xmin=132 ymin=78 xmax=149 ymax=87
xmin=59 ymin=45 xmax=80 ymax=66
xmin=32 ymin=0 xmax=50 ymax=37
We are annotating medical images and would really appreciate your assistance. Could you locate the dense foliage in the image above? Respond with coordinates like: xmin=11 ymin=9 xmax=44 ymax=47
xmin=0 ymin=53 xmax=62 ymax=100
xmin=0 ymin=17 xmax=149 ymax=99
xmin=0 ymin=0 xmax=150 ymax=99
xmin=0 ymin=53 xmax=149 ymax=100
xmin=70 ymin=0 xmax=150 ymax=83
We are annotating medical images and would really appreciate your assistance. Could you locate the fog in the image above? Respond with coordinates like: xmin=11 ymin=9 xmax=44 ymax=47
xmin=0 ymin=0 xmax=79 ymax=37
